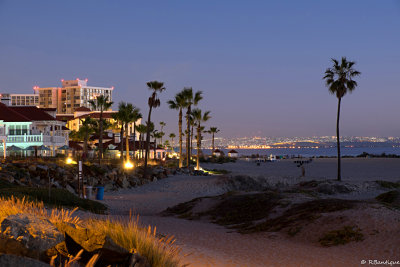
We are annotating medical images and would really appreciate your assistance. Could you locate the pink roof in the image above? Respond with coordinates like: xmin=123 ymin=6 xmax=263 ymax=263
xmin=75 ymin=106 xmax=91 ymax=112
xmin=0 ymin=103 xmax=31 ymax=122
xmin=9 ymin=106 xmax=57 ymax=121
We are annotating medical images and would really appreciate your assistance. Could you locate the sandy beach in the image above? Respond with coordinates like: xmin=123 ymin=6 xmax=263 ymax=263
xmin=203 ymin=158 xmax=400 ymax=182
xmin=101 ymin=158 xmax=400 ymax=267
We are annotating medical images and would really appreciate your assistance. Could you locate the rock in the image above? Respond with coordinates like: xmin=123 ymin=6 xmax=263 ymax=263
xmin=36 ymin=165 xmax=49 ymax=171
xmin=0 ymin=254 xmax=50 ymax=267
xmin=316 ymin=182 xmax=353 ymax=195
xmin=121 ymin=177 xmax=129 ymax=188
xmin=129 ymin=176 xmax=141 ymax=187
xmin=0 ymin=214 xmax=64 ymax=259
xmin=52 ymin=181 xmax=62 ymax=189
xmin=334 ymin=184 xmax=352 ymax=193
xmin=104 ymin=183 xmax=114 ymax=192
xmin=128 ymin=253 xmax=151 ymax=267
xmin=317 ymin=183 xmax=335 ymax=195
xmin=58 ymin=223 xmax=133 ymax=265
xmin=0 ymin=174 xmax=14 ymax=184
xmin=116 ymin=176 xmax=129 ymax=188
xmin=28 ymin=165 xmax=37 ymax=172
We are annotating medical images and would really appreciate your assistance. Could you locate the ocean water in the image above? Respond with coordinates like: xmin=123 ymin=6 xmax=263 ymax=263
xmin=200 ymin=146 xmax=400 ymax=157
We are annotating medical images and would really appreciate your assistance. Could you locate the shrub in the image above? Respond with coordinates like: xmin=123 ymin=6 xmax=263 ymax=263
xmin=319 ymin=226 xmax=364 ymax=246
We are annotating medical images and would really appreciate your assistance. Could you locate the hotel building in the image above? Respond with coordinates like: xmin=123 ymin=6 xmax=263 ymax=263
xmin=35 ymin=79 xmax=113 ymax=114
xmin=0 ymin=93 xmax=39 ymax=107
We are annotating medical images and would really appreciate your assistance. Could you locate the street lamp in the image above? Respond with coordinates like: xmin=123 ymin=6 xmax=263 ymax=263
xmin=124 ymin=161 xmax=133 ymax=169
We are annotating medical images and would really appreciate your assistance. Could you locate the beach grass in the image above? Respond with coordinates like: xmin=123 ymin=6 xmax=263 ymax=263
xmin=0 ymin=180 xmax=107 ymax=214
xmin=319 ymin=226 xmax=364 ymax=246
xmin=375 ymin=180 xmax=400 ymax=189
xmin=0 ymin=197 xmax=183 ymax=267
xmin=85 ymin=215 xmax=183 ymax=267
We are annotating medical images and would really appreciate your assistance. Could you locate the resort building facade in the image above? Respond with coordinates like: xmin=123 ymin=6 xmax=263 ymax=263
xmin=0 ymin=103 xmax=69 ymax=157
xmin=0 ymin=93 xmax=39 ymax=107
xmin=64 ymin=106 xmax=140 ymax=140
xmin=35 ymin=79 xmax=113 ymax=114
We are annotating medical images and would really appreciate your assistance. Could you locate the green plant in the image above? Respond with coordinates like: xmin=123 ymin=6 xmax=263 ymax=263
xmin=84 ymin=216 xmax=182 ymax=267
xmin=0 ymin=186 xmax=107 ymax=214
xmin=375 ymin=180 xmax=400 ymax=189
xmin=319 ymin=226 xmax=364 ymax=246
xmin=376 ymin=190 xmax=399 ymax=204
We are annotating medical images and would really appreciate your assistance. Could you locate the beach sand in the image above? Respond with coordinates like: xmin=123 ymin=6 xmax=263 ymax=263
xmin=203 ymin=158 xmax=400 ymax=182
xmin=101 ymin=158 xmax=400 ymax=267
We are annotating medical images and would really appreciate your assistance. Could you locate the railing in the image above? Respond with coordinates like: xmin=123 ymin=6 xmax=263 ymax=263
xmin=6 ymin=133 xmax=67 ymax=145
xmin=7 ymin=134 xmax=43 ymax=143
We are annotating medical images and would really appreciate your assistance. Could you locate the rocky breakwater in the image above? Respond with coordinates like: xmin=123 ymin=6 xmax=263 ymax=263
xmin=0 ymin=161 xmax=175 ymax=194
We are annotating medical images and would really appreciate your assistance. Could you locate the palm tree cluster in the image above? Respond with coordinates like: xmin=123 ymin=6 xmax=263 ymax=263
xmin=88 ymin=95 xmax=113 ymax=161
xmin=168 ymin=88 xmax=218 ymax=170
xmin=112 ymin=102 xmax=141 ymax=163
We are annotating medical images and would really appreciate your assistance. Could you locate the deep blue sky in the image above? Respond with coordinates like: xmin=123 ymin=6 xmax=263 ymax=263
xmin=0 ymin=1 xmax=399 ymax=138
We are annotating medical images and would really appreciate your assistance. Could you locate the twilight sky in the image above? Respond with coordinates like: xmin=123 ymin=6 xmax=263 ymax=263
xmin=0 ymin=0 xmax=399 ymax=138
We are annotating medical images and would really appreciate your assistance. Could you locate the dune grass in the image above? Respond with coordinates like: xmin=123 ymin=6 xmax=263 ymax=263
xmin=0 ymin=180 xmax=106 ymax=214
xmin=0 ymin=196 xmax=80 ymax=226
xmin=0 ymin=197 xmax=183 ymax=267
xmin=85 ymin=214 xmax=184 ymax=267
xmin=319 ymin=226 xmax=364 ymax=246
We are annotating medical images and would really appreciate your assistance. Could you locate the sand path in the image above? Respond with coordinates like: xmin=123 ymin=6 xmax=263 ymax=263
xmin=102 ymin=173 xmax=399 ymax=267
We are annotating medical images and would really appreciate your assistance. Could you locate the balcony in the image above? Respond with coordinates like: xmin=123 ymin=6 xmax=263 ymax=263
xmin=7 ymin=133 xmax=66 ymax=146
xmin=7 ymin=134 xmax=43 ymax=143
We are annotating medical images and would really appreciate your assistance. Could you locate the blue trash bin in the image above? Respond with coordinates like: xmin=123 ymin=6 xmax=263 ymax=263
xmin=96 ymin=186 xmax=104 ymax=200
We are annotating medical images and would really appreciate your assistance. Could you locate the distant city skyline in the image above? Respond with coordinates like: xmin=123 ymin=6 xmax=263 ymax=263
xmin=1 ymin=1 xmax=399 ymax=137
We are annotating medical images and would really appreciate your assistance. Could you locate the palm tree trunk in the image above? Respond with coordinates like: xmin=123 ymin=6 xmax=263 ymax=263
xmin=120 ymin=125 xmax=124 ymax=163
xmin=191 ymin=125 xmax=194 ymax=155
xmin=178 ymin=108 xmax=183 ymax=168
xmin=139 ymin=134 xmax=142 ymax=159
xmin=125 ymin=123 xmax=130 ymax=162
xmin=154 ymin=137 xmax=157 ymax=160
xmin=336 ymin=97 xmax=342 ymax=181
xmin=133 ymin=122 xmax=136 ymax=160
xmin=99 ymin=110 xmax=103 ymax=162
xmin=144 ymin=103 xmax=154 ymax=178
xmin=186 ymin=106 xmax=191 ymax=168
xmin=212 ymin=133 xmax=215 ymax=152
xmin=196 ymin=124 xmax=201 ymax=170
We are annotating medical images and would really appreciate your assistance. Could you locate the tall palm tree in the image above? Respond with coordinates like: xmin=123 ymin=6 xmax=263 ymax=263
xmin=192 ymin=109 xmax=211 ymax=170
xmin=167 ymin=92 xmax=187 ymax=168
xmin=112 ymin=106 xmax=126 ymax=162
xmin=78 ymin=117 xmax=96 ymax=159
xmin=88 ymin=95 xmax=113 ymax=161
xmin=169 ymin=133 xmax=176 ymax=147
xmin=131 ymin=108 xmax=142 ymax=161
xmin=181 ymin=88 xmax=203 ymax=168
xmin=159 ymin=121 xmax=166 ymax=144
xmin=190 ymin=113 xmax=195 ymax=155
xmin=323 ymin=57 xmax=360 ymax=181
xmin=114 ymin=102 xmax=139 ymax=163
xmin=135 ymin=124 xmax=147 ymax=159
xmin=144 ymin=81 xmax=166 ymax=178
xmin=208 ymin=127 xmax=220 ymax=153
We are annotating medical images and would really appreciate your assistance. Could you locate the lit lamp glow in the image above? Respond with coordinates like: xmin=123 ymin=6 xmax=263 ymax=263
xmin=66 ymin=157 xmax=73 ymax=164
xmin=124 ymin=161 xmax=133 ymax=169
